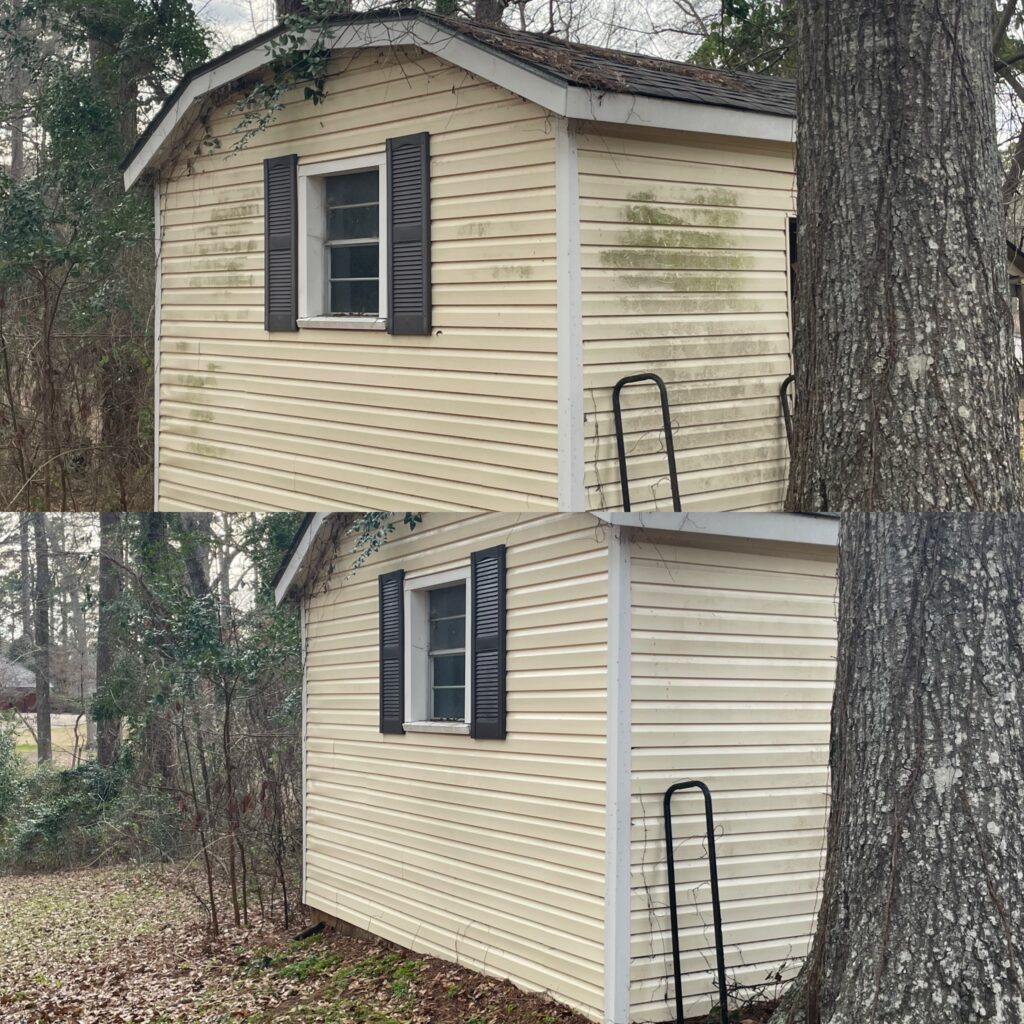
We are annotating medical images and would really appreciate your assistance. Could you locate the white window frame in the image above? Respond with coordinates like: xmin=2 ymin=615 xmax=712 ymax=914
xmin=297 ymin=153 xmax=388 ymax=331
xmin=403 ymin=566 xmax=472 ymax=735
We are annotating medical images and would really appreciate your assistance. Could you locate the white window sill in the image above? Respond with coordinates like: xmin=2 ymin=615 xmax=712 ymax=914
xmin=297 ymin=316 xmax=387 ymax=331
xmin=403 ymin=721 xmax=470 ymax=735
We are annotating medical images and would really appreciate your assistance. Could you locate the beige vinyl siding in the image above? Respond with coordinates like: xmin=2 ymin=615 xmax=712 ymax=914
xmin=578 ymin=125 xmax=796 ymax=513
xmin=628 ymin=533 xmax=836 ymax=1021
xmin=158 ymin=48 xmax=558 ymax=511
xmin=303 ymin=513 xmax=609 ymax=1019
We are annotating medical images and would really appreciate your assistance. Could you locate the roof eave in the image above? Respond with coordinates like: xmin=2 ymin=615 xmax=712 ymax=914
xmin=123 ymin=12 xmax=795 ymax=189
xmin=274 ymin=513 xmax=329 ymax=606
xmin=593 ymin=511 xmax=839 ymax=548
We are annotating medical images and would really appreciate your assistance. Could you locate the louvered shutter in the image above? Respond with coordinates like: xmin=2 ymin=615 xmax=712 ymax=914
xmin=378 ymin=570 xmax=406 ymax=734
xmin=263 ymin=154 xmax=298 ymax=333
xmin=470 ymin=545 xmax=507 ymax=740
xmin=386 ymin=132 xmax=431 ymax=336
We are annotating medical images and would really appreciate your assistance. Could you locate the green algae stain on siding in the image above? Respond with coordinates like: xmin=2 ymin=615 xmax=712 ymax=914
xmin=600 ymin=248 xmax=755 ymax=272
xmin=187 ymin=441 xmax=227 ymax=459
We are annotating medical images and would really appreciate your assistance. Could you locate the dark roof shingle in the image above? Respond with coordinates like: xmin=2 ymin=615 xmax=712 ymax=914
xmin=441 ymin=15 xmax=796 ymax=118
xmin=123 ymin=7 xmax=794 ymax=174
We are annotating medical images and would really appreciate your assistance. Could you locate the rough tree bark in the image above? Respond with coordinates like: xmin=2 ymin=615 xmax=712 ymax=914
xmin=96 ymin=511 xmax=122 ymax=767
xmin=30 ymin=512 xmax=50 ymax=764
xmin=771 ymin=514 xmax=1024 ymax=1024
xmin=786 ymin=2 xmax=1022 ymax=511
xmin=473 ymin=0 xmax=508 ymax=24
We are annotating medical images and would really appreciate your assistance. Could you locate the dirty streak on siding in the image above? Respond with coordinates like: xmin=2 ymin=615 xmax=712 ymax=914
xmin=158 ymin=49 xmax=558 ymax=511
xmin=628 ymin=534 xmax=836 ymax=1020
xmin=303 ymin=513 xmax=609 ymax=1019
xmin=577 ymin=126 xmax=796 ymax=513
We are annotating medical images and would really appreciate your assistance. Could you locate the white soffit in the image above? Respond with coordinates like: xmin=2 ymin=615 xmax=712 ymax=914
xmin=593 ymin=511 xmax=840 ymax=549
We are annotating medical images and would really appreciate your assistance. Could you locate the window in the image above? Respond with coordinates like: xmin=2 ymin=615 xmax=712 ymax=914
xmin=297 ymin=154 xmax=387 ymax=329
xmin=404 ymin=568 xmax=472 ymax=734
xmin=325 ymin=170 xmax=379 ymax=315
xmin=427 ymin=585 xmax=466 ymax=721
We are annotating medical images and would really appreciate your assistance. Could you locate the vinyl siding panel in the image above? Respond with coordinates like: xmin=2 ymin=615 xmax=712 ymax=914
xmin=578 ymin=126 xmax=796 ymax=513
xmin=304 ymin=513 xmax=610 ymax=1019
xmin=158 ymin=49 xmax=557 ymax=511
xmin=628 ymin=533 xmax=836 ymax=1021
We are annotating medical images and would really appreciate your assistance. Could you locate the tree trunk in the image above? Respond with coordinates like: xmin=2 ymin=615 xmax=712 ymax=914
xmin=275 ymin=0 xmax=312 ymax=18
xmin=474 ymin=0 xmax=508 ymax=24
xmin=5 ymin=0 xmax=27 ymax=180
xmin=180 ymin=512 xmax=213 ymax=598
xmin=54 ymin=516 xmax=94 ymax=754
xmin=786 ymin=2 xmax=1022 ymax=511
xmin=31 ymin=512 xmax=50 ymax=764
xmin=771 ymin=514 xmax=1024 ymax=1024
xmin=95 ymin=511 xmax=122 ymax=767
xmin=19 ymin=513 xmax=31 ymax=642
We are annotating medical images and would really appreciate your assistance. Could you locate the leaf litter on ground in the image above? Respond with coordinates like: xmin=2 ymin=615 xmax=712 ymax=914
xmin=0 ymin=864 xmax=592 ymax=1024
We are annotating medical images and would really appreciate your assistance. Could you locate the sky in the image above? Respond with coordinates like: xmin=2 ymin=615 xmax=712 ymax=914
xmin=192 ymin=0 xmax=278 ymax=48
xmin=188 ymin=0 xmax=710 ymax=59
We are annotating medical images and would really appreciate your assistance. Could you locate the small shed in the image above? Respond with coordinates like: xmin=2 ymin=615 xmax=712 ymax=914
xmin=124 ymin=10 xmax=797 ymax=513
xmin=275 ymin=511 xmax=838 ymax=1022
xmin=0 ymin=656 xmax=36 ymax=712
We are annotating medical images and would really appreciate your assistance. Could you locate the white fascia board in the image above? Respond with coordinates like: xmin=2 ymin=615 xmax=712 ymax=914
xmin=564 ymin=87 xmax=795 ymax=143
xmin=123 ymin=15 xmax=794 ymax=188
xmin=592 ymin=511 xmax=839 ymax=548
xmin=274 ymin=512 xmax=330 ymax=606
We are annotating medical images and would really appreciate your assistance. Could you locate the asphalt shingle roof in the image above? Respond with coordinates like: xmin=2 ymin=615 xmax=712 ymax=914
xmin=440 ymin=14 xmax=796 ymax=118
xmin=123 ymin=8 xmax=795 ymax=173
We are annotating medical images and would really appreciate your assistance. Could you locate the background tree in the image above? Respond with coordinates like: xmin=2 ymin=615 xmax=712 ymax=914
xmin=95 ymin=511 xmax=121 ymax=767
xmin=786 ymin=1 xmax=1022 ymax=511
xmin=29 ymin=512 xmax=49 ymax=763
xmin=0 ymin=0 xmax=209 ymax=510
xmin=690 ymin=0 xmax=795 ymax=74
xmin=772 ymin=514 xmax=1024 ymax=1022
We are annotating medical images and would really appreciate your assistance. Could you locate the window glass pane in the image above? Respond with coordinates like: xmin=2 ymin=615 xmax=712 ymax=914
xmin=432 ymin=686 xmax=465 ymax=721
xmin=325 ymin=170 xmax=378 ymax=207
xmin=430 ymin=614 xmax=465 ymax=652
xmin=330 ymin=244 xmax=379 ymax=280
xmin=431 ymin=653 xmax=465 ymax=689
xmin=330 ymin=280 xmax=378 ymax=315
xmin=327 ymin=204 xmax=378 ymax=241
xmin=429 ymin=585 xmax=466 ymax=621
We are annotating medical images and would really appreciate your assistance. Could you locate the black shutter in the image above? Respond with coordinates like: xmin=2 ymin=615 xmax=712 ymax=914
xmin=264 ymin=154 xmax=298 ymax=333
xmin=470 ymin=545 xmax=507 ymax=740
xmin=379 ymin=569 xmax=405 ymax=734
xmin=386 ymin=132 xmax=431 ymax=336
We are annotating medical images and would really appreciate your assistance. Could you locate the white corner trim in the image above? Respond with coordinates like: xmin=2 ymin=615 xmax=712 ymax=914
xmin=605 ymin=524 xmax=631 ymax=1024
xmin=123 ymin=16 xmax=795 ymax=190
xmin=153 ymin=179 xmax=162 ymax=511
xmin=555 ymin=116 xmax=585 ymax=512
xmin=300 ymin=598 xmax=309 ymax=906
xmin=593 ymin=511 xmax=840 ymax=548
xmin=275 ymin=512 xmax=331 ymax=605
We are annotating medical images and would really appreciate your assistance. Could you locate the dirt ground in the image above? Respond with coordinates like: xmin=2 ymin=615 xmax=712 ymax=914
xmin=0 ymin=864 xmax=596 ymax=1024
